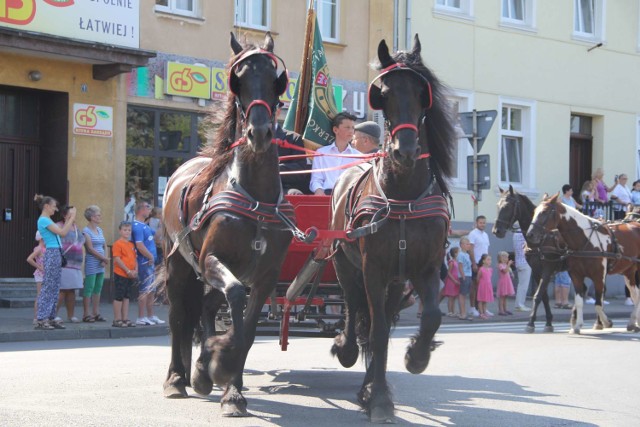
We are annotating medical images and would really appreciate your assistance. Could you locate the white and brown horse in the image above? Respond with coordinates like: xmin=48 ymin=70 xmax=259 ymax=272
xmin=526 ymin=194 xmax=640 ymax=333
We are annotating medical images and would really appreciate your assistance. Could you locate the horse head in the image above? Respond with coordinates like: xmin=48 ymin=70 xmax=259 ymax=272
xmin=369 ymin=36 xmax=431 ymax=169
xmin=493 ymin=185 xmax=519 ymax=238
xmin=229 ymin=32 xmax=288 ymax=154
xmin=526 ymin=193 xmax=564 ymax=244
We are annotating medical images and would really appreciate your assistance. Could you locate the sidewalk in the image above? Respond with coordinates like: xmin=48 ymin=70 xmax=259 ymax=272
xmin=0 ymin=297 xmax=634 ymax=344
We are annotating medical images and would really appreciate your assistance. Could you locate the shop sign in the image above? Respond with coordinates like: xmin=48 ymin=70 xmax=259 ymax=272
xmin=166 ymin=62 xmax=211 ymax=99
xmin=73 ymin=103 xmax=113 ymax=138
xmin=0 ymin=0 xmax=140 ymax=49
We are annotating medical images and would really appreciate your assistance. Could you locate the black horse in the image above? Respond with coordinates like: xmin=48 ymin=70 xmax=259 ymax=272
xmin=161 ymin=32 xmax=291 ymax=416
xmin=329 ymin=35 xmax=456 ymax=423
xmin=492 ymin=186 xmax=569 ymax=333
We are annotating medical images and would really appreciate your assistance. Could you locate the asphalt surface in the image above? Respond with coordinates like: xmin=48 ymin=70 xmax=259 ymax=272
xmin=0 ymin=296 xmax=634 ymax=343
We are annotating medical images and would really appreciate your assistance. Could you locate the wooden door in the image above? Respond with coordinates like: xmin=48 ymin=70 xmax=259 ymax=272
xmin=569 ymin=136 xmax=592 ymax=195
xmin=0 ymin=142 xmax=40 ymax=277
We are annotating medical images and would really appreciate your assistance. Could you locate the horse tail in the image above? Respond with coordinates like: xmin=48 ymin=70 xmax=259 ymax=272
xmin=151 ymin=263 xmax=166 ymax=302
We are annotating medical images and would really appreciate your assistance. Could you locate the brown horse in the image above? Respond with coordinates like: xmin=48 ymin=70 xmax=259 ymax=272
xmin=492 ymin=186 xmax=570 ymax=333
xmin=161 ymin=32 xmax=291 ymax=416
xmin=526 ymin=194 xmax=640 ymax=333
xmin=329 ymin=35 xmax=456 ymax=422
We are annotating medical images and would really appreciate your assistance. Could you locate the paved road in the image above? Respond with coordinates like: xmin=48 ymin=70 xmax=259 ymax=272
xmin=1 ymin=321 xmax=638 ymax=426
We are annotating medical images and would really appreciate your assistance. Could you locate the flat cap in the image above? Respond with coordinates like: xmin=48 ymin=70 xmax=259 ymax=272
xmin=354 ymin=121 xmax=381 ymax=140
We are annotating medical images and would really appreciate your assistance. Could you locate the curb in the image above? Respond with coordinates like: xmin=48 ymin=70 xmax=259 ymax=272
xmin=0 ymin=325 xmax=169 ymax=343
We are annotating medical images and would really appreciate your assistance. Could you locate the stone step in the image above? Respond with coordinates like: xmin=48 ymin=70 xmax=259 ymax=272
xmin=0 ymin=297 xmax=84 ymax=309
xmin=0 ymin=287 xmax=38 ymax=299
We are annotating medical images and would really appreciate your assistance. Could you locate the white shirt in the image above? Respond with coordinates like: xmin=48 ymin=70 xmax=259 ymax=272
xmin=610 ymin=183 xmax=632 ymax=209
xmin=309 ymin=142 xmax=360 ymax=193
xmin=513 ymin=232 xmax=527 ymax=268
xmin=468 ymin=228 xmax=490 ymax=264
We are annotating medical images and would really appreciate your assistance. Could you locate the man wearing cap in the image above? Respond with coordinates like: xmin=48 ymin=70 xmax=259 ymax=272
xmin=352 ymin=121 xmax=381 ymax=154
xmin=275 ymin=102 xmax=310 ymax=195
xmin=310 ymin=112 xmax=359 ymax=195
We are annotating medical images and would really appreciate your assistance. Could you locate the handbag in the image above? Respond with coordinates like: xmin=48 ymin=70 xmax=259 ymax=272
xmin=56 ymin=227 xmax=76 ymax=268
xmin=59 ymin=247 xmax=68 ymax=268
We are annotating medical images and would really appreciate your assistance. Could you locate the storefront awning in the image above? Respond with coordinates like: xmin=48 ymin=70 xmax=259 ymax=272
xmin=0 ymin=27 xmax=156 ymax=81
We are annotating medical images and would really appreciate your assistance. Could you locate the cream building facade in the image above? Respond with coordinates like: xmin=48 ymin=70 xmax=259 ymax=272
xmin=407 ymin=0 xmax=640 ymax=223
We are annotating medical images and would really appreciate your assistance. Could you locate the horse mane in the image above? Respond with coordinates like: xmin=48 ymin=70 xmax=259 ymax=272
xmin=194 ymin=42 xmax=262 ymax=193
xmin=379 ymin=49 xmax=457 ymax=194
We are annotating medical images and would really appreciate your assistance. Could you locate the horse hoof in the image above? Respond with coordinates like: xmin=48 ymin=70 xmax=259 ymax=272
xmin=369 ymin=404 xmax=395 ymax=424
xmin=569 ymin=328 xmax=580 ymax=335
xmin=543 ymin=325 xmax=554 ymax=333
xmin=163 ymin=373 xmax=188 ymax=398
xmin=525 ymin=325 xmax=535 ymax=333
xmin=593 ymin=323 xmax=603 ymax=330
xmin=331 ymin=334 xmax=359 ymax=368
xmin=221 ymin=402 xmax=249 ymax=417
xmin=628 ymin=324 xmax=640 ymax=332
xmin=606 ymin=320 xmax=613 ymax=328
xmin=163 ymin=383 xmax=188 ymax=399
xmin=192 ymin=364 xmax=213 ymax=396
xmin=405 ymin=349 xmax=430 ymax=374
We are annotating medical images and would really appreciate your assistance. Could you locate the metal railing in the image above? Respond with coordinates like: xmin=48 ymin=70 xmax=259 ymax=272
xmin=581 ymin=200 xmax=631 ymax=221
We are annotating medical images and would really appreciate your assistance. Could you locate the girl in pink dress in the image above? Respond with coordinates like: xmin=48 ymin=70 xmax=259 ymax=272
xmin=496 ymin=251 xmax=515 ymax=315
xmin=476 ymin=254 xmax=494 ymax=319
xmin=442 ymin=247 xmax=461 ymax=317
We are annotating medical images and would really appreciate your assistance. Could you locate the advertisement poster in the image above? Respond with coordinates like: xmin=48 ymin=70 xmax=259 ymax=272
xmin=73 ymin=103 xmax=113 ymax=137
xmin=0 ymin=0 xmax=140 ymax=49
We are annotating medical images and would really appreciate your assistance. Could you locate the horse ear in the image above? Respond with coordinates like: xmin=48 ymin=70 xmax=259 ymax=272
xmin=549 ymin=193 xmax=561 ymax=203
xmin=368 ymin=84 xmax=383 ymax=110
xmin=230 ymin=32 xmax=243 ymax=54
xmin=508 ymin=185 xmax=514 ymax=195
xmin=275 ymin=70 xmax=288 ymax=96
xmin=411 ymin=34 xmax=421 ymax=56
xmin=263 ymin=31 xmax=274 ymax=52
xmin=498 ymin=186 xmax=504 ymax=194
xmin=542 ymin=192 xmax=550 ymax=201
xmin=377 ymin=39 xmax=394 ymax=68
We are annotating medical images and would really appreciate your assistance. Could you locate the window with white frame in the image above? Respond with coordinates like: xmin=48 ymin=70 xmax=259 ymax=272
xmin=434 ymin=0 xmax=473 ymax=18
xmin=501 ymin=0 xmax=535 ymax=28
xmin=317 ymin=0 xmax=339 ymax=42
xmin=573 ymin=0 xmax=605 ymax=41
xmin=155 ymin=0 xmax=200 ymax=18
xmin=499 ymin=104 xmax=533 ymax=185
xmin=448 ymin=91 xmax=474 ymax=189
xmin=235 ymin=0 xmax=271 ymax=30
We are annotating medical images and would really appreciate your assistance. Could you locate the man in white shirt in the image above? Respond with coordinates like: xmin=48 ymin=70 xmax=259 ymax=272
xmin=310 ymin=112 xmax=359 ymax=195
xmin=609 ymin=173 xmax=632 ymax=220
xmin=467 ymin=215 xmax=490 ymax=316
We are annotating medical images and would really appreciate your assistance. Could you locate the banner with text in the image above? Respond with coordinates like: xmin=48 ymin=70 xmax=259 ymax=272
xmin=73 ymin=103 xmax=113 ymax=138
xmin=0 ymin=0 xmax=140 ymax=49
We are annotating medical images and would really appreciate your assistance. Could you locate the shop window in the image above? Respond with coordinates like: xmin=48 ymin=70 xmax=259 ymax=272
xmin=126 ymin=106 xmax=204 ymax=210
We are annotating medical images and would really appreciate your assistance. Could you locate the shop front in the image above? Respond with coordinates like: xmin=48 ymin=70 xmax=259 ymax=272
xmin=0 ymin=1 xmax=154 ymax=277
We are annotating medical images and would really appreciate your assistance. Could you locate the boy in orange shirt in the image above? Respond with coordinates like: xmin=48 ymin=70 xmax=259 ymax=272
xmin=111 ymin=221 xmax=138 ymax=328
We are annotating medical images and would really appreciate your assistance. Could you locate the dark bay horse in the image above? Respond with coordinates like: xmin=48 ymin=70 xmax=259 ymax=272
xmin=527 ymin=194 xmax=640 ymax=333
xmin=329 ymin=35 xmax=456 ymax=422
xmin=492 ymin=186 xmax=569 ymax=333
xmin=161 ymin=32 xmax=291 ymax=416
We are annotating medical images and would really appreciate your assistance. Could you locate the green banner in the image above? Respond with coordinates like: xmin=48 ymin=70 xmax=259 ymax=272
xmin=283 ymin=16 xmax=339 ymax=148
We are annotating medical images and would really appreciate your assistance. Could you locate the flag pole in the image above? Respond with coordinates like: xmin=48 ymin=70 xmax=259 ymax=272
xmin=293 ymin=3 xmax=316 ymax=135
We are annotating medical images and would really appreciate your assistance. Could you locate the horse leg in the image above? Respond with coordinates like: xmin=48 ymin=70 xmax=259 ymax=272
xmin=539 ymin=271 xmax=554 ymax=333
xmin=362 ymin=267 xmax=395 ymax=423
xmin=163 ymin=255 xmax=202 ymax=398
xmin=200 ymin=255 xmax=247 ymax=409
xmin=624 ymin=272 xmax=640 ymax=332
xmin=592 ymin=276 xmax=612 ymax=330
xmin=220 ymin=271 xmax=278 ymax=417
xmin=405 ymin=270 xmax=441 ymax=375
xmin=192 ymin=288 xmax=226 ymax=396
xmin=526 ymin=270 xmax=543 ymax=333
xmin=569 ymin=280 xmax=586 ymax=334
xmin=331 ymin=247 xmax=364 ymax=368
